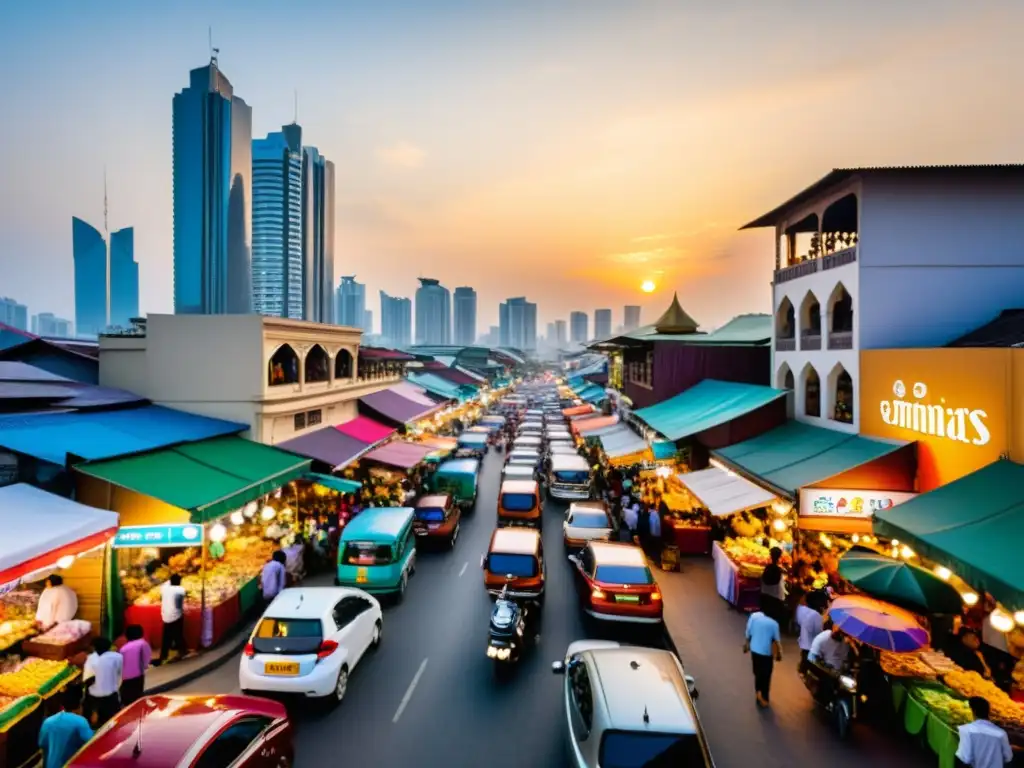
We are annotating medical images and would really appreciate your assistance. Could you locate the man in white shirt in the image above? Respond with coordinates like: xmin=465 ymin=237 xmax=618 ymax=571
xmin=808 ymin=621 xmax=851 ymax=671
xmin=156 ymin=574 xmax=187 ymax=665
xmin=83 ymin=636 xmax=122 ymax=726
xmin=957 ymin=696 xmax=1013 ymax=767
xmin=620 ymin=498 xmax=639 ymax=542
xmin=35 ymin=575 xmax=78 ymax=629
xmin=795 ymin=592 xmax=826 ymax=674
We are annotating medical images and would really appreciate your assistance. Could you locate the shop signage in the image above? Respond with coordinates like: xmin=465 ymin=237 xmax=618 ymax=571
xmin=798 ymin=488 xmax=917 ymax=519
xmin=113 ymin=524 xmax=203 ymax=549
xmin=880 ymin=379 xmax=990 ymax=446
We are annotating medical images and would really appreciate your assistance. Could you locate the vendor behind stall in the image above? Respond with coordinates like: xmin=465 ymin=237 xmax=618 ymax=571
xmin=35 ymin=574 xmax=78 ymax=630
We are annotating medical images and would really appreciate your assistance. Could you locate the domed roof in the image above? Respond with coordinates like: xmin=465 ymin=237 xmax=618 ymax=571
xmin=654 ymin=293 xmax=699 ymax=334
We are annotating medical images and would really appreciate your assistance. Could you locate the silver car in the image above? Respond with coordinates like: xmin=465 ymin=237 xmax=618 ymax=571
xmin=552 ymin=640 xmax=714 ymax=767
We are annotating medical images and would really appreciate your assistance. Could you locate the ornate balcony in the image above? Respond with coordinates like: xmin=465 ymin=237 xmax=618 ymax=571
xmin=775 ymin=337 xmax=796 ymax=352
xmin=828 ymin=331 xmax=853 ymax=350
xmin=800 ymin=332 xmax=822 ymax=351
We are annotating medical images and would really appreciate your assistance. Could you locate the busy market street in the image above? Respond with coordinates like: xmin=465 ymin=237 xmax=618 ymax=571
xmin=174 ymin=445 xmax=933 ymax=768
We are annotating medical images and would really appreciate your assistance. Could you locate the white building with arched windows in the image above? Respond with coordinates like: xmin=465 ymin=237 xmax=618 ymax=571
xmin=743 ymin=165 xmax=1024 ymax=433
xmin=97 ymin=314 xmax=398 ymax=444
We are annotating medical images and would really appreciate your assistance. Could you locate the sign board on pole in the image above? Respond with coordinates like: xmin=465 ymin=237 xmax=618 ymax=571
xmin=113 ymin=523 xmax=203 ymax=549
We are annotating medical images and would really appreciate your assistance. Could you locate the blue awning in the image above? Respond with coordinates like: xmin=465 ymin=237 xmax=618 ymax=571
xmin=580 ymin=385 xmax=605 ymax=403
xmin=0 ymin=405 xmax=247 ymax=466
xmin=406 ymin=373 xmax=463 ymax=402
xmin=633 ymin=380 xmax=787 ymax=441
xmin=652 ymin=441 xmax=678 ymax=460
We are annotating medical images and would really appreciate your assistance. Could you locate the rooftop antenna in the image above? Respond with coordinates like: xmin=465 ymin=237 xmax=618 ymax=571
xmin=643 ymin=706 xmax=650 ymax=724
xmin=103 ymin=167 xmax=108 ymax=238
xmin=209 ymin=26 xmax=219 ymax=67
xmin=294 ymin=89 xmax=298 ymax=124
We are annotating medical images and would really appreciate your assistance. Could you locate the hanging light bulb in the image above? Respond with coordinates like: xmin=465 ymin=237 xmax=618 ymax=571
xmin=243 ymin=501 xmax=258 ymax=518
xmin=1014 ymin=611 xmax=1024 ymax=626
xmin=230 ymin=511 xmax=244 ymax=526
xmin=209 ymin=523 xmax=227 ymax=543
xmin=56 ymin=555 xmax=76 ymax=570
xmin=961 ymin=591 xmax=979 ymax=606
xmin=934 ymin=566 xmax=952 ymax=581
xmin=900 ymin=545 xmax=915 ymax=559
xmin=851 ymin=534 xmax=860 ymax=544
xmin=891 ymin=539 xmax=899 ymax=547
xmin=280 ymin=507 xmax=292 ymax=517
xmin=990 ymin=609 xmax=1014 ymax=634
xmin=772 ymin=518 xmax=788 ymax=533
xmin=261 ymin=506 xmax=276 ymax=521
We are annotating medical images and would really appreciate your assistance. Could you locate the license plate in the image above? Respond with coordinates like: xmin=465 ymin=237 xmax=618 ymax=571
xmin=615 ymin=595 xmax=640 ymax=604
xmin=415 ymin=530 xmax=427 ymax=537
xmin=264 ymin=661 xmax=299 ymax=676
xmin=356 ymin=567 xmax=368 ymax=583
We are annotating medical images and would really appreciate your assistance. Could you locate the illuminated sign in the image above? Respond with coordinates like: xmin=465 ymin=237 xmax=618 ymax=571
xmin=880 ymin=380 xmax=990 ymax=446
xmin=798 ymin=488 xmax=917 ymax=519
xmin=113 ymin=524 xmax=203 ymax=549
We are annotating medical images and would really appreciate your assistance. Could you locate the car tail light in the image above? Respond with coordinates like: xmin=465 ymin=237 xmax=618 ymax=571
xmin=316 ymin=640 xmax=339 ymax=661
xmin=651 ymin=591 xmax=662 ymax=601
xmin=243 ymin=642 xmax=255 ymax=658
xmin=591 ymin=587 xmax=606 ymax=600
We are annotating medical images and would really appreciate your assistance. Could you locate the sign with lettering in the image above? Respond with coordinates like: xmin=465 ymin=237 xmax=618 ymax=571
xmin=113 ymin=524 xmax=203 ymax=549
xmin=798 ymin=488 xmax=917 ymax=519
xmin=880 ymin=379 xmax=990 ymax=446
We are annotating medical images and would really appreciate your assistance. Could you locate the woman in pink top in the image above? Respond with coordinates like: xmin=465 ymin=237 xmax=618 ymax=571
xmin=119 ymin=624 xmax=152 ymax=705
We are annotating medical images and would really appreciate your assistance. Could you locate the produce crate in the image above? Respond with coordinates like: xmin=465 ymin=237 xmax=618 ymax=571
xmin=238 ymin=576 xmax=261 ymax=617
xmin=21 ymin=633 xmax=93 ymax=661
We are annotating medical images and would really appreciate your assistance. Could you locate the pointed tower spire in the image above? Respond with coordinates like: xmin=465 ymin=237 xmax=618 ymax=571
xmin=294 ymin=89 xmax=298 ymax=124
xmin=654 ymin=292 xmax=699 ymax=334
xmin=103 ymin=166 xmax=108 ymax=236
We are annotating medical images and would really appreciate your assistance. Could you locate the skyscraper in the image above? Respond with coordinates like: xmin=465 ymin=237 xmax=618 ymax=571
xmin=594 ymin=308 xmax=612 ymax=340
xmin=554 ymin=319 xmax=567 ymax=345
xmin=453 ymin=287 xmax=477 ymax=346
xmin=172 ymin=58 xmax=252 ymax=315
xmin=624 ymin=305 xmax=641 ymax=332
xmin=0 ymin=297 xmax=28 ymax=331
xmin=109 ymin=227 xmax=139 ymax=328
xmin=252 ymin=126 xmax=303 ymax=318
xmin=415 ymin=278 xmax=451 ymax=345
xmin=380 ymin=291 xmax=412 ymax=348
xmin=363 ymin=310 xmax=373 ymax=334
xmin=569 ymin=311 xmax=588 ymax=343
xmin=32 ymin=313 xmax=73 ymax=337
xmin=301 ymin=146 xmax=335 ymax=324
xmin=545 ymin=322 xmax=556 ymax=342
xmin=336 ymin=276 xmax=366 ymax=328
xmin=72 ymin=217 xmax=107 ymax=337
xmin=499 ymin=297 xmax=537 ymax=351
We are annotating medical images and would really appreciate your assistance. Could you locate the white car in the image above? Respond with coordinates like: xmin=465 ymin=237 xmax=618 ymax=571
xmin=562 ymin=502 xmax=614 ymax=550
xmin=239 ymin=587 xmax=382 ymax=705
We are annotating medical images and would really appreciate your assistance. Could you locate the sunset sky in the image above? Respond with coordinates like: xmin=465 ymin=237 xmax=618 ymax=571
xmin=1 ymin=0 xmax=1021 ymax=334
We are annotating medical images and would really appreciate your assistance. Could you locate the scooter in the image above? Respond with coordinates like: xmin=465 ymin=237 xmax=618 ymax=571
xmin=486 ymin=583 xmax=539 ymax=677
xmin=802 ymin=662 xmax=859 ymax=739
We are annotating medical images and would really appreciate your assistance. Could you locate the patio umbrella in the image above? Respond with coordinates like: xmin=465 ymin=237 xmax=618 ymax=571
xmin=838 ymin=548 xmax=963 ymax=615
xmin=828 ymin=595 xmax=929 ymax=652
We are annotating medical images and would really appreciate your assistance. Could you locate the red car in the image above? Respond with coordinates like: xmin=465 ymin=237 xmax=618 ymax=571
xmin=67 ymin=694 xmax=293 ymax=768
xmin=413 ymin=493 xmax=461 ymax=547
xmin=569 ymin=541 xmax=663 ymax=625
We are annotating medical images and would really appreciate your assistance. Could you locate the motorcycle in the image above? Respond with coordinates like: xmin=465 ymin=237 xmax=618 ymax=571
xmin=802 ymin=661 xmax=859 ymax=739
xmin=486 ymin=583 xmax=538 ymax=676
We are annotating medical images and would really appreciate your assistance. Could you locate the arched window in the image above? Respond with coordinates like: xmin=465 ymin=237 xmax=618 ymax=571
xmin=830 ymin=365 xmax=854 ymax=424
xmin=335 ymin=349 xmax=353 ymax=379
xmin=776 ymin=297 xmax=795 ymax=339
xmin=799 ymin=291 xmax=821 ymax=336
xmin=305 ymin=344 xmax=329 ymax=383
xmin=269 ymin=344 xmax=299 ymax=386
xmin=803 ymin=365 xmax=821 ymax=418
xmin=776 ymin=364 xmax=794 ymax=390
xmin=828 ymin=282 xmax=854 ymax=349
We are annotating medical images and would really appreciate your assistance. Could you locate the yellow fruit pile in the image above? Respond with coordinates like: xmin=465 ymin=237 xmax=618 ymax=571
xmin=943 ymin=669 xmax=1024 ymax=727
xmin=0 ymin=659 xmax=68 ymax=697
xmin=0 ymin=620 xmax=38 ymax=652
xmin=881 ymin=652 xmax=935 ymax=679
xmin=914 ymin=687 xmax=973 ymax=726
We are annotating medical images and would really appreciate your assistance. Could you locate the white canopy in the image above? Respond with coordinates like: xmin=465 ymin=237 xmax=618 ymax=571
xmin=599 ymin=426 xmax=650 ymax=459
xmin=0 ymin=483 xmax=119 ymax=586
xmin=676 ymin=467 xmax=777 ymax=517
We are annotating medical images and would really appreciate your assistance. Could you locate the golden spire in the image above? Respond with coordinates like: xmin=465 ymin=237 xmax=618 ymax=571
xmin=654 ymin=292 xmax=699 ymax=334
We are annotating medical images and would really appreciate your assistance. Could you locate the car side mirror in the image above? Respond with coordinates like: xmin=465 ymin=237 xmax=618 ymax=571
xmin=551 ymin=661 xmax=566 ymax=675
xmin=480 ymin=555 xmax=486 ymax=569
xmin=686 ymin=675 xmax=698 ymax=698
xmin=567 ymin=554 xmax=580 ymax=566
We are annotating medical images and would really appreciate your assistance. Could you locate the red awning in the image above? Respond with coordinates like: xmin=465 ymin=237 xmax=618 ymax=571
xmin=363 ymin=441 xmax=434 ymax=470
xmin=335 ymin=416 xmax=396 ymax=445
xmin=358 ymin=347 xmax=416 ymax=361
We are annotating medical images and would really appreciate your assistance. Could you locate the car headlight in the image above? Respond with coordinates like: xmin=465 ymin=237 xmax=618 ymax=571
xmin=839 ymin=675 xmax=857 ymax=692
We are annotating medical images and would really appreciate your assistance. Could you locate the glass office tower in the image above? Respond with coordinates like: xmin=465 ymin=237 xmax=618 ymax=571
xmin=109 ymin=227 xmax=139 ymax=328
xmin=72 ymin=217 xmax=107 ymax=337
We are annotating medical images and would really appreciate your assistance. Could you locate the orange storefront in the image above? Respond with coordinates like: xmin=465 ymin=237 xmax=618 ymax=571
xmin=859 ymin=347 xmax=1024 ymax=492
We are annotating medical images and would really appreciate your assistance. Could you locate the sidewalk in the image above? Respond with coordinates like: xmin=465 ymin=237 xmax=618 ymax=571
xmin=657 ymin=558 xmax=931 ymax=768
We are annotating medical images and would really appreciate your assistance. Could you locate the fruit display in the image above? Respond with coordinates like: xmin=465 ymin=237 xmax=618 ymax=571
xmin=918 ymin=650 xmax=958 ymax=674
xmin=0 ymin=693 xmax=41 ymax=731
xmin=730 ymin=512 xmax=763 ymax=540
xmin=880 ymin=651 xmax=936 ymax=679
xmin=0 ymin=620 xmax=38 ymax=653
xmin=910 ymin=686 xmax=973 ymax=726
xmin=0 ymin=657 xmax=73 ymax=698
xmin=31 ymin=620 xmax=91 ymax=646
xmin=943 ymin=669 xmax=1024 ymax=728
xmin=0 ymin=590 xmax=39 ymax=621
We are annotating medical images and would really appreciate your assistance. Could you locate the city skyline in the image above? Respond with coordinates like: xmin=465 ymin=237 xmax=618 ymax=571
xmin=2 ymin=2 xmax=1022 ymax=331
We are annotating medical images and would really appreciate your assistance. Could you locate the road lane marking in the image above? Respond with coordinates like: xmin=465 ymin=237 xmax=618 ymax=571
xmin=393 ymin=658 xmax=428 ymax=723
xmin=458 ymin=561 xmax=468 ymax=577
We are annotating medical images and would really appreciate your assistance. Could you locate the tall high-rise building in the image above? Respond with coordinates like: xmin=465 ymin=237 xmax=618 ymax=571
xmin=0 ymin=298 xmax=28 ymax=331
xmin=301 ymin=146 xmax=335 ymax=324
xmin=594 ymin=309 xmax=612 ymax=340
xmin=336 ymin=276 xmax=366 ymax=328
xmin=109 ymin=227 xmax=138 ymax=328
xmin=624 ymin=305 xmax=641 ymax=332
xmin=172 ymin=58 xmax=252 ymax=315
xmin=554 ymin=319 xmax=567 ymax=345
xmin=32 ymin=313 xmax=73 ymax=337
xmin=72 ymin=217 xmax=107 ymax=337
xmin=363 ymin=310 xmax=373 ymax=334
xmin=380 ymin=291 xmax=412 ymax=348
xmin=453 ymin=287 xmax=477 ymax=346
xmin=499 ymin=297 xmax=537 ymax=351
xmin=252 ymin=126 xmax=304 ymax=318
xmin=569 ymin=311 xmax=588 ymax=343
xmin=545 ymin=322 xmax=556 ymax=342
xmin=415 ymin=278 xmax=451 ymax=345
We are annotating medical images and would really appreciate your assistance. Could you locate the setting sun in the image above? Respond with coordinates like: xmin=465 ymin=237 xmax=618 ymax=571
xmin=641 ymin=280 xmax=656 ymax=293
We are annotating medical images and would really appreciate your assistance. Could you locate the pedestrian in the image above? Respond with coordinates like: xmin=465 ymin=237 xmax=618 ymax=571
xmin=743 ymin=597 xmax=783 ymax=708
xmin=83 ymin=636 xmax=122 ymax=727
xmin=795 ymin=590 xmax=826 ymax=674
xmin=35 ymin=574 xmax=79 ymax=630
xmin=118 ymin=624 xmax=151 ymax=706
xmin=261 ymin=550 xmax=288 ymax=608
xmin=38 ymin=687 xmax=93 ymax=768
xmin=155 ymin=573 xmax=187 ymax=665
xmin=647 ymin=505 xmax=662 ymax=559
xmin=956 ymin=696 xmax=1012 ymax=767
xmin=619 ymin=496 xmax=639 ymax=542
xmin=760 ymin=546 xmax=787 ymax=627
xmin=636 ymin=498 xmax=651 ymax=549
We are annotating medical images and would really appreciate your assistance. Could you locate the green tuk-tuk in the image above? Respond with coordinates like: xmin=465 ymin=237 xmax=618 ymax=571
xmin=431 ymin=458 xmax=480 ymax=511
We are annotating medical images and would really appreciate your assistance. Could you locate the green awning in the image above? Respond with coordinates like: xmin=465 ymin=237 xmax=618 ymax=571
xmin=633 ymin=380 xmax=787 ymax=441
xmin=305 ymin=472 xmax=362 ymax=494
xmin=652 ymin=441 xmax=677 ymax=460
xmin=407 ymin=372 xmax=462 ymax=401
xmin=78 ymin=436 xmax=311 ymax=524
xmin=713 ymin=421 xmax=907 ymax=498
xmin=838 ymin=548 xmax=963 ymax=615
xmin=580 ymin=385 xmax=605 ymax=403
xmin=873 ymin=459 xmax=1024 ymax=613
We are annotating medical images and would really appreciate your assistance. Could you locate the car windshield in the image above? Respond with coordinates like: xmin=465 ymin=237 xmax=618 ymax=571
xmin=595 ymin=564 xmax=654 ymax=585
xmin=487 ymin=553 xmax=538 ymax=577
xmin=342 ymin=542 xmax=393 ymax=565
xmin=554 ymin=470 xmax=590 ymax=484
xmin=570 ymin=511 xmax=609 ymax=528
xmin=252 ymin=618 xmax=323 ymax=655
xmin=415 ymin=507 xmax=445 ymax=522
xmin=599 ymin=731 xmax=707 ymax=767
xmin=501 ymin=493 xmax=536 ymax=511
